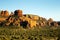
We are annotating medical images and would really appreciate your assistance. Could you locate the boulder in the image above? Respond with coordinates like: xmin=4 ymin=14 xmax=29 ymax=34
xmin=0 ymin=11 xmax=4 ymax=16
xmin=14 ymin=10 xmax=23 ymax=17
xmin=4 ymin=10 xmax=9 ymax=17
xmin=0 ymin=10 xmax=9 ymax=17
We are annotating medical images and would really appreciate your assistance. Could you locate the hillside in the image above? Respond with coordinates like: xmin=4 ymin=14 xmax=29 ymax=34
xmin=0 ymin=10 xmax=59 ymax=28
xmin=0 ymin=10 xmax=60 ymax=40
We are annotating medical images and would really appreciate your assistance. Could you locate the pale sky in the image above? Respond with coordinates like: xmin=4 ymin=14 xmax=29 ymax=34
xmin=0 ymin=0 xmax=60 ymax=21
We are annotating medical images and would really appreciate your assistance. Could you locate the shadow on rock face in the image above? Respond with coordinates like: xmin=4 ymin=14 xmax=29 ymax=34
xmin=20 ymin=21 xmax=28 ymax=28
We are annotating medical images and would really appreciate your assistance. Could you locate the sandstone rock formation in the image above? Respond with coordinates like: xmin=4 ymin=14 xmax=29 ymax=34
xmin=14 ymin=10 xmax=23 ymax=17
xmin=47 ymin=18 xmax=53 ymax=26
xmin=4 ymin=10 xmax=9 ymax=17
xmin=0 ymin=10 xmax=59 ymax=28
xmin=0 ymin=10 xmax=9 ymax=17
xmin=0 ymin=10 xmax=4 ymax=16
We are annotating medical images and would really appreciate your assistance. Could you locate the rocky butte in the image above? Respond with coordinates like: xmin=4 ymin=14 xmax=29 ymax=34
xmin=0 ymin=9 xmax=60 ymax=28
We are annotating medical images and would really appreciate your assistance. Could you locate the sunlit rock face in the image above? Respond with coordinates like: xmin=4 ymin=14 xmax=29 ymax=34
xmin=0 ymin=10 xmax=9 ymax=17
xmin=4 ymin=10 xmax=9 ymax=17
xmin=0 ymin=10 xmax=4 ymax=16
xmin=14 ymin=10 xmax=23 ymax=17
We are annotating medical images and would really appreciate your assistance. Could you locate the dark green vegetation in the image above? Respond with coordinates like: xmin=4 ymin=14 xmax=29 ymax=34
xmin=0 ymin=26 xmax=60 ymax=40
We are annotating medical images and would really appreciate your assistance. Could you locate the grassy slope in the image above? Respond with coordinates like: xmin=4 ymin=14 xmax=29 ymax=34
xmin=0 ymin=26 xmax=60 ymax=40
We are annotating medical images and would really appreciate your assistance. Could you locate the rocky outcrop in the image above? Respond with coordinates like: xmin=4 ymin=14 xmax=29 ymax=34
xmin=0 ymin=10 xmax=9 ymax=17
xmin=14 ymin=10 xmax=23 ymax=17
xmin=0 ymin=10 xmax=59 ymax=28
